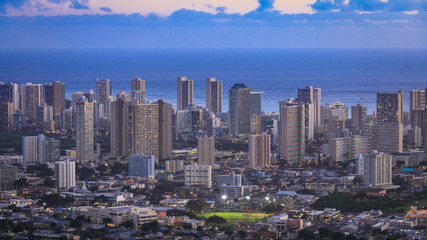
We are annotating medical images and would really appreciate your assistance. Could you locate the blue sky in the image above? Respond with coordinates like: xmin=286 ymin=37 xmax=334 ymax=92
xmin=0 ymin=0 xmax=426 ymax=48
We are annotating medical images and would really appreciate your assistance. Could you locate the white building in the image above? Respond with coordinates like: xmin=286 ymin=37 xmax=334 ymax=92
xmin=165 ymin=159 xmax=184 ymax=173
xmin=22 ymin=134 xmax=46 ymax=165
xmin=364 ymin=151 xmax=392 ymax=187
xmin=218 ymin=172 xmax=242 ymax=186
xmin=184 ymin=164 xmax=211 ymax=188
xmin=55 ymin=159 xmax=76 ymax=190
xmin=128 ymin=153 xmax=155 ymax=179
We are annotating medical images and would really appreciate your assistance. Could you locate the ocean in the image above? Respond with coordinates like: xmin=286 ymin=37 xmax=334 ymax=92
xmin=0 ymin=48 xmax=426 ymax=114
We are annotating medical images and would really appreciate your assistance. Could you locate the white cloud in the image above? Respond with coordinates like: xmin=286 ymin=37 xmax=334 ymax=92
xmin=403 ymin=10 xmax=418 ymax=15
xmin=273 ymin=0 xmax=317 ymax=14
xmin=2 ymin=0 xmax=260 ymax=17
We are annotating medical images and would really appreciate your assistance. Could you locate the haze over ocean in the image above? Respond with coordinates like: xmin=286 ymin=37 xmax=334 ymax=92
xmin=1 ymin=48 xmax=426 ymax=114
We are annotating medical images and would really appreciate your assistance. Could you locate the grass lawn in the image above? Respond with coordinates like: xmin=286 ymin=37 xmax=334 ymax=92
xmin=198 ymin=212 xmax=269 ymax=223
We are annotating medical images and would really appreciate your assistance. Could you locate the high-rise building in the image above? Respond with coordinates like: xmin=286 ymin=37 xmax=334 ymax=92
xmin=250 ymin=92 xmax=263 ymax=116
xmin=131 ymin=78 xmax=146 ymax=104
xmin=0 ymin=163 xmax=17 ymax=190
xmin=218 ymin=172 xmax=242 ymax=186
xmin=197 ymin=136 xmax=215 ymax=167
xmin=111 ymin=99 xmax=129 ymax=156
xmin=0 ymin=102 xmax=14 ymax=129
xmin=22 ymin=83 xmax=44 ymax=122
xmin=229 ymin=83 xmax=251 ymax=135
xmin=409 ymin=89 xmax=426 ymax=130
xmin=158 ymin=100 xmax=173 ymax=160
xmin=298 ymin=86 xmax=321 ymax=126
xmin=128 ymin=153 xmax=155 ymax=179
xmin=36 ymin=103 xmax=54 ymax=123
xmin=329 ymin=135 xmax=370 ymax=166
xmin=0 ymin=82 xmax=13 ymax=104
xmin=165 ymin=159 xmax=185 ymax=173
xmin=128 ymin=100 xmax=172 ymax=160
xmin=184 ymin=164 xmax=212 ymax=188
xmin=364 ymin=152 xmax=392 ymax=187
xmin=22 ymin=134 xmax=46 ymax=165
xmin=60 ymin=108 xmax=73 ymax=130
xmin=176 ymin=105 xmax=203 ymax=133
xmin=95 ymin=78 xmax=112 ymax=118
xmin=46 ymin=138 xmax=61 ymax=163
xmin=76 ymin=101 xmax=94 ymax=162
xmin=177 ymin=77 xmax=193 ymax=110
xmin=55 ymin=159 xmax=76 ymax=190
xmin=13 ymin=111 xmax=26 ymax=129
xmin=249 ymin=132 xmax=271 ymax=168
xmin=44 ymin=81 xmax=65 ymax=120
xmin=351 ymin=104 xmax=367 ymax=130
xmin=377 ymin=91 xmax=403 ymax=124
xmin=206 ymin=77 xmax=222 ymax=114
xmin=279 ymin=101 xmax=305 ymax=163
xmin=372 ymin=123 xmax=403 ymax=153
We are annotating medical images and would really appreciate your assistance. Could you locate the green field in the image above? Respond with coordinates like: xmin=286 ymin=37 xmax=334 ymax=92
xmin=198 ymin=212 xmax=269 ymax=223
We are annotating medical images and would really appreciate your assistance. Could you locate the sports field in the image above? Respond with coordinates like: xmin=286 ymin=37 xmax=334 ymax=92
xmin=198 ymin=212 xmax=269 ymax=223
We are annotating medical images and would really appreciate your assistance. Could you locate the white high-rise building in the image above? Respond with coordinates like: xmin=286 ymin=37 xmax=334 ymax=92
xmin=22 ymin=134 xmax=46 ymax=165
xmin=76 ymin=101 xmax=94 ymax=162
xmin=364 ymin=152 xmax=392 ymax=187
xmin=185 ymin=164 xmax=212 ymax=188
xmin=128 ymin=153 xmax=155 ymax=179
xmin=197 ymin=136 xmax=215 ymax=167
xmin=218 ymin=172 xmax=242 ymax=186
xmin=55 ymin=159 xmax=76 ymax=190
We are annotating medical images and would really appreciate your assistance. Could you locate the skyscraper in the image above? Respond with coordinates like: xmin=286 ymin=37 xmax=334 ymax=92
xmin=0 ymin=102 xmax=14 ymax=129
xmin=372 ymin=122 xmax=403 ymax=153
xmin=0 ymin=82 xmax=13 ymax=104
xmin=249 ymin=132 xmax=271 ymax=168
xmin=55 ymin=159 xmax=76 ymax=190
xmin=22 ymin=134 xmax=46 ymax=165
xmin=22 ymin=83 xmax=44 ymax=122
xmin=111 ymin=98 xmax=129 ymax=156
xmin=206 ymin=77 xmax=222 ymax=114
xmin=46 ymin=138 xmax=61 ymax=163
xmin=158 ymin=99 xmax=173 ymax=160
xmin=298 ymin=86 xmax=321 ymax=126
xmin=128 ymin=153 xmax=155 ymax=179
xmin=95 ymin=78 xmax=112 ymax=118
xmin=177 ymin=77 xmax=193 ymax=110
xmin=250 ymin=92 xmax=263 ymax=116
xmin=229 ymin=83 xmax=251 ymax=135
xmin=131 ymin=78 xmax=146 ymax=104
xmin=409 ymin=89 xmax=426 ymax=130
xmin=279 ymin=101 xmax=305 ymax=163
xmin=197 ymin=136 xmax=215 ymax=167
xmin=351 ymin=104 xmax=367 ymax=130
xmin=44 ymin=81 xmax=65 ymax=121
xmin=364 ymin=151 xmax=392 ymax=187
xmin=0 ymin=163 xmax=17 ymax=190
xmin=76 ymin=101 xmax=94 ymax=162
xmin=377 ymin=91 xmax=403 ymax=124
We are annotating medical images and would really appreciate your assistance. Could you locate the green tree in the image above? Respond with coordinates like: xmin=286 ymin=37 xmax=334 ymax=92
xmin=182 ymin=223 xmax=193 ymax=230
xmin=139 ymin=221 xmax=159 ymax=232
xmin=69 ymin=219 xmax=82 ymax=229
xmin=262 ymin=203 xmax=283 ymax=214
xmin=237 ymin=230 xmax=248 ymax=238
xmin=122 ymin=220 xmax=133 ymax=229
xmin=44 ymin=178 xmax=56 ymax=187
xmin=102 ymin=218 xmax=113 ymax=226
xmin=7 ymin=204 xmax=22 ymax=213
xmin=298 ymin=229 xmax=314 ymax=240
xmin=319 ymin=227 xmax=333 ymax=238
xmin=205 ymin=215 xmax=227 ymax=225
xmin=166 ymin=209 xmax=197 ymax=219
xmin=13 ymin=178 xmax=29 ymax=189
xmin=345 ymin=234 xmax=358 ymax=240
xmin=149 ymin=193 xmax=164 ymax=205
xmin=186 ymin=199 xmax=208 ymax=213
xmin=332 ymin=231 xmax=346 ymax=240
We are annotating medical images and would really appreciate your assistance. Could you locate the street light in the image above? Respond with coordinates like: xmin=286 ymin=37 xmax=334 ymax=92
xmin=245 ymin=196 xmax=250 ymax=200
xmin=265 ymin=197 xmax=269 ymax=201
xmin=221 ymin=195 xmax=227 ymax=200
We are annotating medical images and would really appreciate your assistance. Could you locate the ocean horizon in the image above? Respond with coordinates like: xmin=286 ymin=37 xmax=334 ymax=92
xmin=1 ymin=48 xmax=426 ymax=114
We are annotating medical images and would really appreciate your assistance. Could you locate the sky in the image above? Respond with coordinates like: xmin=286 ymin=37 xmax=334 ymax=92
xmin=0 ymin=0 xmax=426 ymax=48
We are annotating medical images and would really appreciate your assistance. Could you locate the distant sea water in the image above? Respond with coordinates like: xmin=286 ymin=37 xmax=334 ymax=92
xmin=0 ymin=48 xmax=426 ymax=114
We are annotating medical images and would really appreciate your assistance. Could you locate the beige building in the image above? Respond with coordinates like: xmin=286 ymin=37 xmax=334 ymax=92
xmin=22 ymin=83 xmax=44 ymax=122
xmin=364 ymin=152 xmax=392 ymax=187
xmin=44 ymin=81 xmax=65 ymax=121
xmin=76 ymin=101 xmax=94 ymax=162
xmin=165 ymin=159 xmax=185 ymax=173
xmin=329 ymin=135 xmax=370 ymax=166
xmin=184 ymin=164 xmax=212 ymax=188
xmin=177 ymin=77 xmax=193 ymax=110
xmin=197 ymin=136 xmax=215 ymax=167
xmin=372 ymin=123 xmax=403 ymax=153
xmin=298 ymin=86 xmax=321 ymax=126
xmin=249 ymin=132 xmax=271 ymax=168
xmin=206 ymin=77 xmax=222 ymax=114
xmin=351 ymin=104 xmax=367 ymax=130
xmin=279 ymin=102 xmax=305 ymax=163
